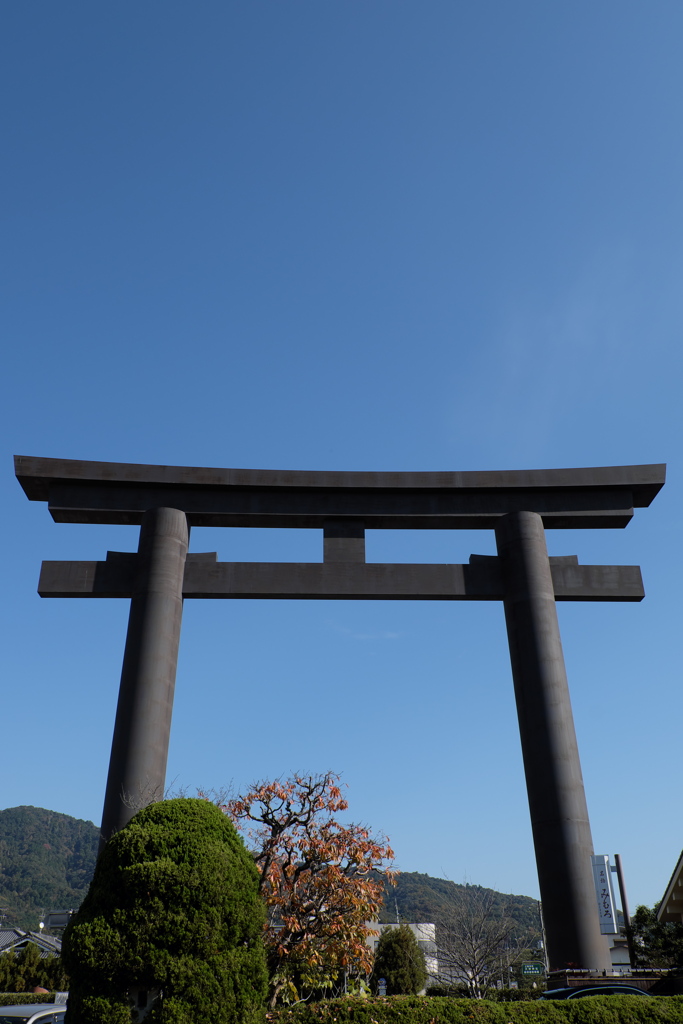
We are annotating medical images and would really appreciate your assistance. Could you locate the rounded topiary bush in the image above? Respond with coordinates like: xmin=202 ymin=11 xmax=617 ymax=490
xmin=62 ymin=798 xmax=267 ymax=1024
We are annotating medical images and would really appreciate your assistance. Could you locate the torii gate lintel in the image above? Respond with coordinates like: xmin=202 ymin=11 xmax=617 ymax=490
xmin=37 ymin=550 xmax=645 ymax=601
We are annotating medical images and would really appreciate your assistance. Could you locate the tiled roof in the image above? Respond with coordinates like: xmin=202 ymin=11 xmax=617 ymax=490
xmin=0 ymin=928 xmax=62 ymax=957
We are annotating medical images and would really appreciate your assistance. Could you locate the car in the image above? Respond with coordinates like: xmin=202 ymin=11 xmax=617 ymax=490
xmin=0 ymin=1006 xmax=66 ymax=1024
xmin=540 ymin=984 xmax=653 ymax=999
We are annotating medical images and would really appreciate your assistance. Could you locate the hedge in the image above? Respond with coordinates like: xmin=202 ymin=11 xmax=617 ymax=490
xmin=427 ymin=989 xmax=543 ymax=1001
xmin=0 ymin=994 xmax=63 ymax=1006
xmin=268 ymin=995 xmax=683 ymax=1024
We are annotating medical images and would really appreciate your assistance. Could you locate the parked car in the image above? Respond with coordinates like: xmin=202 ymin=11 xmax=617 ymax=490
xmin=0 ymin=1006 xmax=65 ymax=1024
xmin=541 ymin=984 xmax=652 ymax=999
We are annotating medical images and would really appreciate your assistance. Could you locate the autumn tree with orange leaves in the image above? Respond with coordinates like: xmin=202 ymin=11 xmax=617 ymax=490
xmin=223 ymin=772 xmax=395 ymax=1007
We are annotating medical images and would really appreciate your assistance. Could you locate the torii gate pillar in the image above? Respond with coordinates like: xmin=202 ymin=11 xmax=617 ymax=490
xmin=496 ymin=511 xmax=611 ymax=972
xmin=100 ymin=507 xmax=188 ymax=847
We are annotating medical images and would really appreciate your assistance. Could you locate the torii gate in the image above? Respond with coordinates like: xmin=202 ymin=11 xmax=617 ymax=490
xmin=15 ymin=455 xmax=665 ymax=974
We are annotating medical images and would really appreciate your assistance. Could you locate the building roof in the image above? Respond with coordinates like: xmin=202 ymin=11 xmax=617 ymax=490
xmin=657 ymin=851 xmax=683 ymax=924
xmin=0 ymin=929 xmax=62 ymax=957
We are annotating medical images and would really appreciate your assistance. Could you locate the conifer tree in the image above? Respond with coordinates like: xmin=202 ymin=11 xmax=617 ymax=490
xmin=370 ymin=924 xmax=427 ymax=995
xmin=62 ymin=799 xmax=267 ymax=1024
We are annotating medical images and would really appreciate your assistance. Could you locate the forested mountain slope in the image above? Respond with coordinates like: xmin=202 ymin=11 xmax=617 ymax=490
xmin=380 ymin=871 xmax=541 ymax=943
xmin=0 ymin=806 xmax=99 ymax=930
xmin=0 ymin=807 xmax=539 ymax=941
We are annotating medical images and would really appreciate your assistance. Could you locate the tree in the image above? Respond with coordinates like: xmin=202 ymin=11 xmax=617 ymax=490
xmin=631 ymin=904 xmax=683 ymax=970
xmin=11 ymin=942 xmax=43 ymax=994
xmin=430 ymin=886 xmax=520 ymax=998
xmin=222 ymin=772 xmax=395 ymax=1007
xmin=62 ymin=798 xmax=268 ymax=1024
xmin=0 ymin=943 xmax=67 ymax=993
xmin=370 ymin=925 xmax=427 ymax=995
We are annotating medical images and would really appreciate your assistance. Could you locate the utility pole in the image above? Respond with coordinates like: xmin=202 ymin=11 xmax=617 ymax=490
xmin=613 ymin=855 xmax=637 ymax=971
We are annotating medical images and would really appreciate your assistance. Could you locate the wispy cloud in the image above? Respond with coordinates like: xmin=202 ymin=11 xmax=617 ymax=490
xmin=443 ymin=239 xmax=680 ymax=466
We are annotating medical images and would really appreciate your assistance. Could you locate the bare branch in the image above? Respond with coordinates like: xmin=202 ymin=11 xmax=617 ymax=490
xmin=428 ymin=884 xmax=523 ymax=998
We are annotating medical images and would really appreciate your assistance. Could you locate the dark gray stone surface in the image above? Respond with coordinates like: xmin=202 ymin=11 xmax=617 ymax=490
xmin=99 ymin=507 xmax=188 ymax=847
xmin=323 ymin=519 xmax=366 ymax=562
xmin=14 ymin=454 xmax=666 ymax=498
xmin=15 ymin=456 xmax=665 ymax=528
xmin=38 ymin=555 xmax=644 ymax=601
xmin=496 ymin=511 xmax=612 ymax=973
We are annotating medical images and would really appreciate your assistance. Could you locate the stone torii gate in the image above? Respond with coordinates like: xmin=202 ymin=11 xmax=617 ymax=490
xmin=15 ymin=455 xmax=665 ymax=974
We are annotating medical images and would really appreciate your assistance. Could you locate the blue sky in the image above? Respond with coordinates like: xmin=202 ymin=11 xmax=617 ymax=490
xmin=2 ymin=2 xmax=682 ymax=915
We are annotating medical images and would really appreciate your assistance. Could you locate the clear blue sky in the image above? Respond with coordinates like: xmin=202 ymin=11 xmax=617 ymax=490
xmin=2 ymin=2 xmax=682 ymax=914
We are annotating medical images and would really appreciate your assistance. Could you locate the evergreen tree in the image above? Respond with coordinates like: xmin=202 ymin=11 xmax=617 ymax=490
xmin=62 ymin=799 xmax=268 ymax=1024
xmin=13 ymin=943 xmax=42 ymax=993
xmin=370 ymin=925 xmax=427 ymax=996
xmin=0 ymin=951 xmax=12 ymax=993
xmin=631 ymin=904 xmax=683 ymax=969
xmin=0 ymin=943 xmax=67 ymax=994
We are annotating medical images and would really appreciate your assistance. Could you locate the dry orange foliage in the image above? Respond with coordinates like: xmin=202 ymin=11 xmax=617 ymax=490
xmin=223 ymin=772 xmax=395 ymax=1004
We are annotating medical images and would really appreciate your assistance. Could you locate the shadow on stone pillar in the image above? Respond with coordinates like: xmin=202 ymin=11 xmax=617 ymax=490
xmin=495 ymin=510 xmax=611 ymax=973
xmin=100 ymin=507 xmax=188 ymax=850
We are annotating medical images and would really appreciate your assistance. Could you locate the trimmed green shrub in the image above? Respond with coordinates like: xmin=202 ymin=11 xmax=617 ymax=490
xmin=268 ymin=994 xmax=683 ymax=1024
xmin=426 ymin=987 xmax=542 ymax=1001
xmin=370 ymin=926 xmax=427 ymax=995
xmin=62 ymin=798 xmax=268 ymax=1024
xmin=0 ymin=993 xmax=64 ymax=1006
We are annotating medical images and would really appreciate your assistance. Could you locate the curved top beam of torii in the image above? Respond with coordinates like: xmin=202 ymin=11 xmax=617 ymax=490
xmin=14 ymin=456 xmax=665 ymax=530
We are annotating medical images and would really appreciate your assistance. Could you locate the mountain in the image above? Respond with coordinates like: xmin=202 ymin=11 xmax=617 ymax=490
xmin=379 ymin=871 xmax=542 ymax=943
xmin=0 ymin=807 xmax=540 ymax=942
xmin=0 ymin=806 xmax=99 ymax=931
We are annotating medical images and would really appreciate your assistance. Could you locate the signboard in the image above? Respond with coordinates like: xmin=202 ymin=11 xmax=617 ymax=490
xmin=521 ymin=962 xmax=545 ymax=976
xmin=591 ymin=854 xmax=619 ymax=934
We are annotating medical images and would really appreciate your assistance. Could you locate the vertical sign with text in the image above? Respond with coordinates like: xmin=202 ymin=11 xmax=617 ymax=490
xmin=591 ymin=854 xmax=619 ymax=934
